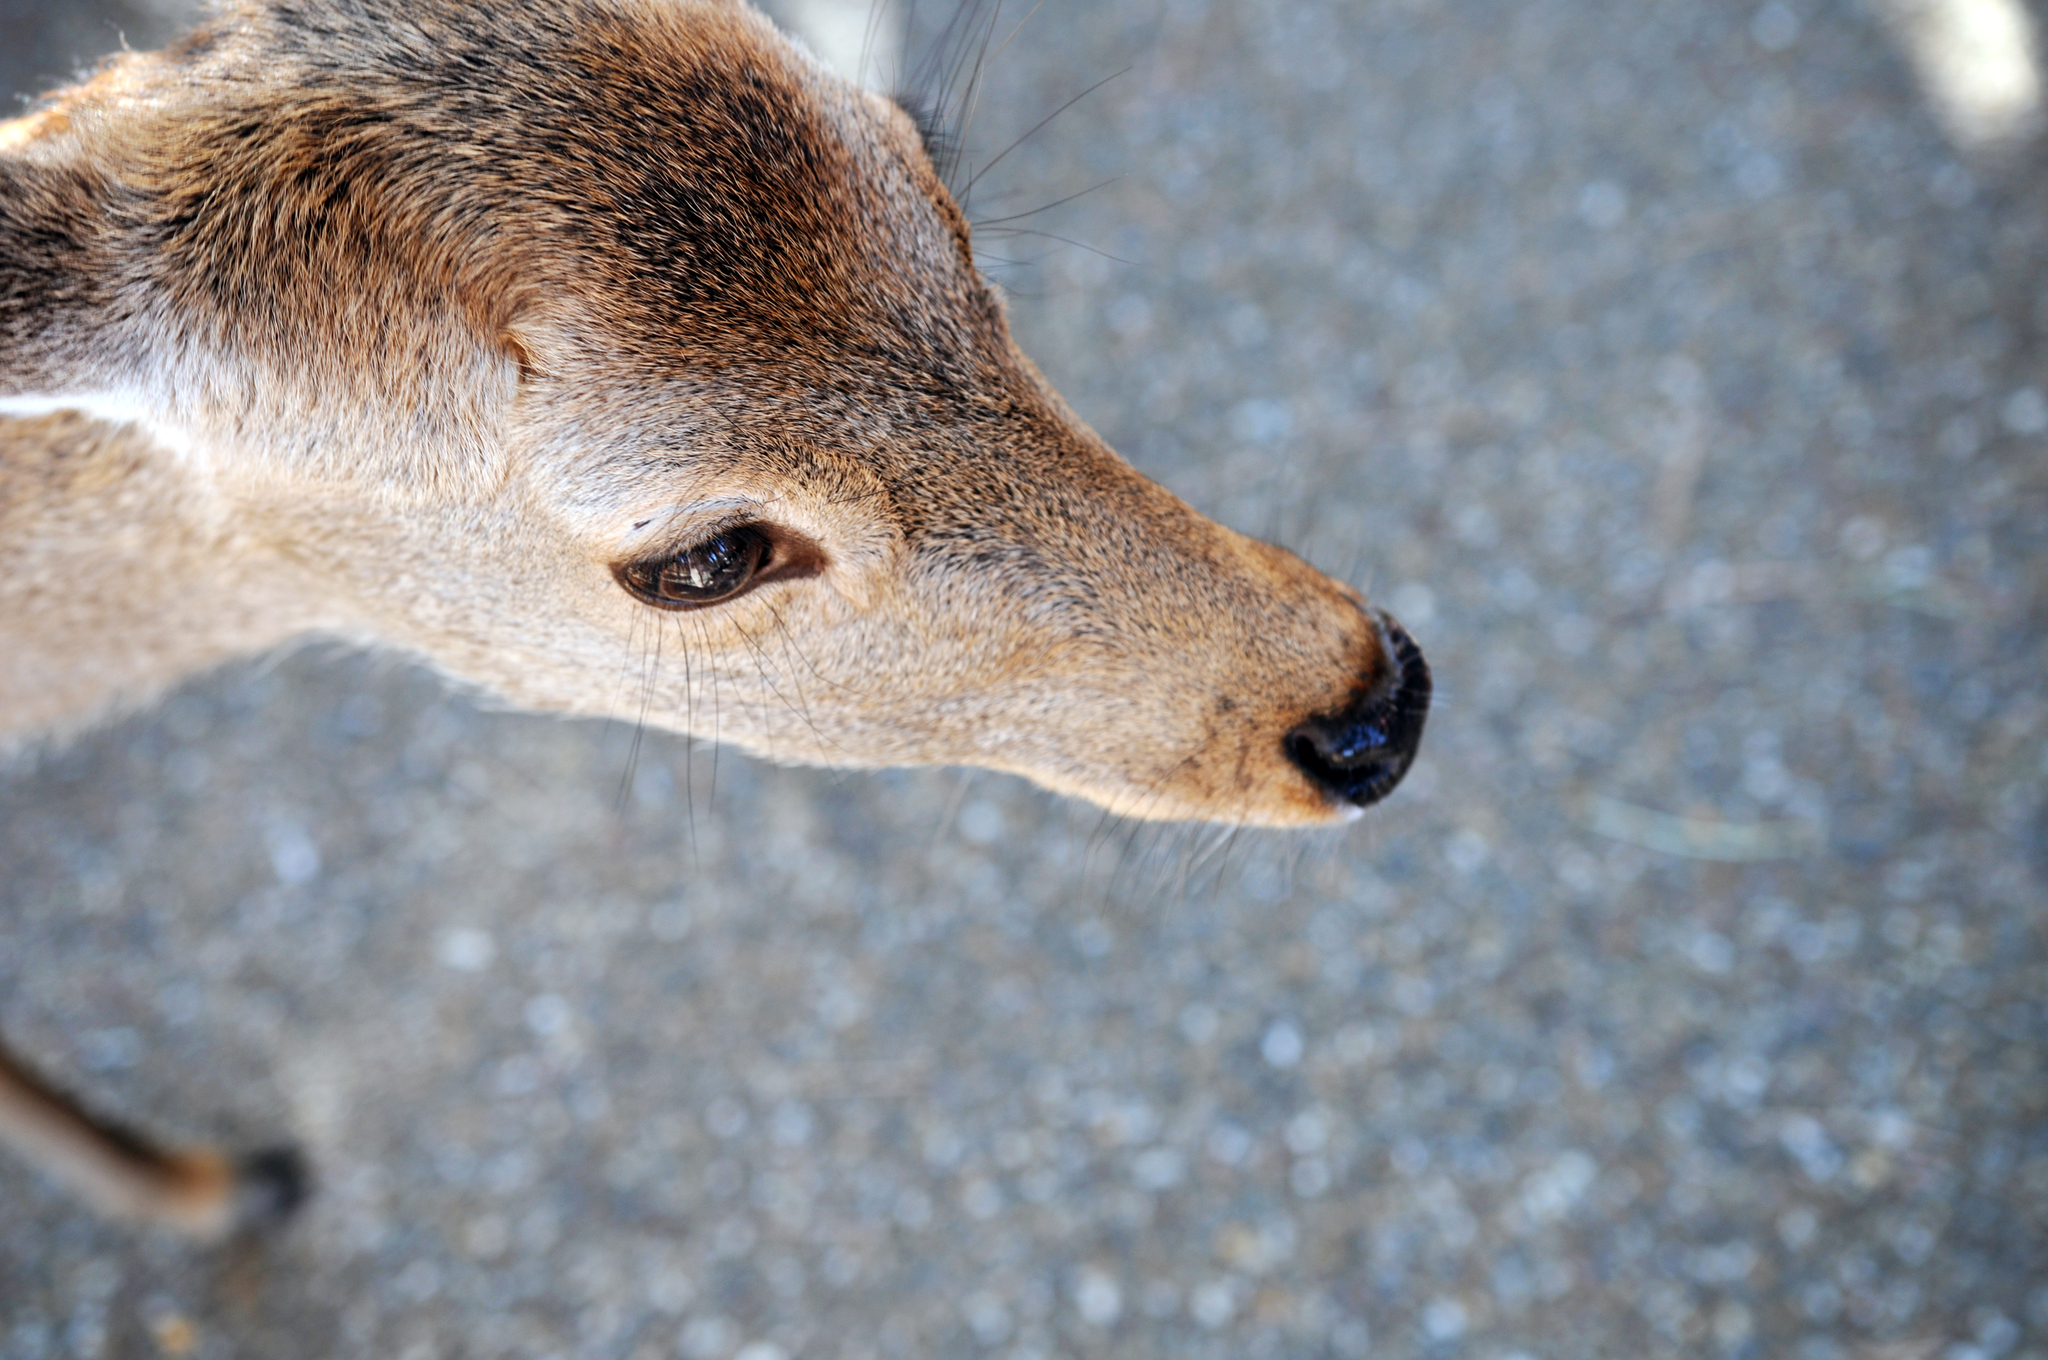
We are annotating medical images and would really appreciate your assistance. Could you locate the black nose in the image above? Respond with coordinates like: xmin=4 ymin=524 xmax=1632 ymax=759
xmin=1284 ymin=614 xmax=1432 ymax=810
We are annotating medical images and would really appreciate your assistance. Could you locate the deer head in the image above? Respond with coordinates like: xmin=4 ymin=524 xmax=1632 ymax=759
xmin=0 ymin=0 xmax=1428 ymax=827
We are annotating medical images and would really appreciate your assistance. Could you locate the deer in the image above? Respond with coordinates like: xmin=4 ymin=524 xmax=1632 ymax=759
xmin=0 ymin=0 xmax=1431 ymax=1239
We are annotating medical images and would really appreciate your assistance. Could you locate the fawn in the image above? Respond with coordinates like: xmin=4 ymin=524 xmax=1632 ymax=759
xmin=0 ymin=0 xmax=1431 ymax=1237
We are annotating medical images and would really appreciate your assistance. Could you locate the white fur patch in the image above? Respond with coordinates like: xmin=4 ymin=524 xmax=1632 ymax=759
xmin=0 ymin=393 xmax=195 ymax=458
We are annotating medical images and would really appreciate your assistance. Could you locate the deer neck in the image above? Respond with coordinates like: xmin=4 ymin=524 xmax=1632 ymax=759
xmin=1 ymin=106 xmax=351 ymax=739
xmin=1 ymin=407 xmax=348 ymax=742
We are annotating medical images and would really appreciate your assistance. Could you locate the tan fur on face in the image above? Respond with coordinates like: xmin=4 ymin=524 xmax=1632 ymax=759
xmin=0 ymin=0 xmax=1425 ymax=827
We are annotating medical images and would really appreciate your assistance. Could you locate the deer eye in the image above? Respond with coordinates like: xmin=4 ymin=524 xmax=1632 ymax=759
xmin=614 ymin=526 xmax=770 ymax=609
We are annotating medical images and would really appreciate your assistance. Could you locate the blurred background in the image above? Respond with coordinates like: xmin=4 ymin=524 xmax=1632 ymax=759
xmin=3 ymin=0 xmax=2045 ymax=1356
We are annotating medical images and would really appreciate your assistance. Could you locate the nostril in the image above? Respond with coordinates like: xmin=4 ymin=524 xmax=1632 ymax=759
xmin=1299 ymin=717 xmax=1392 ymax=766
xmin=1285 ymin=615 xmax=1432 ymax=810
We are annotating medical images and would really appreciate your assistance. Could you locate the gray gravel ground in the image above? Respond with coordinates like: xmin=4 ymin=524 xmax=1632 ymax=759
xmin=4 ymin=0 xmax=2047 ymax=1357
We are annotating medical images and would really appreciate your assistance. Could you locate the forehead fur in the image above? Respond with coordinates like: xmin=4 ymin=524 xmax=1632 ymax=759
xmin=132 ymin=0 xmax=996 ymax=391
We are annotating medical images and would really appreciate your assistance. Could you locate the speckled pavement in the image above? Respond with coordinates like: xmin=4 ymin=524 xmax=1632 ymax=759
xmin=3 ymin=1 xmax=2045 ymax=1357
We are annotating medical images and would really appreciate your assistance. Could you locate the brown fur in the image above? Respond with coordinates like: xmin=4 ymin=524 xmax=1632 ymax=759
xmin=0 ymin=0 xmax=1428 ymax=1233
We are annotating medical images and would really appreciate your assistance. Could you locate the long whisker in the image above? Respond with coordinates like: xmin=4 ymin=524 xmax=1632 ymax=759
xmin=952 ymin=0 xmax=1006 ymax=199
xmin=617 ymin=613 xmax=662 ymax=814
xmin=671 ymin=612 xmax=699 ymax=867
xmin=971 ymin=175 xmax=1122 ymax=228
xmin=927 ymin=767 xmax=977 ymax=860
xmin=857 ymin=0 xmax=893 ymax=91
xmin=1177 ymin=820 xmax=1237 ymax=897
xmin=768 ymin=611 xmax=833 ymax=760
xmin=691 ymin=612 xmax=723 ymax=810
xmin=962 ymin=67 xmax=1131 ymax=199
xmin=609 ymin=598 xmax=644 ymax=730
xmin=986 ymin=0 xmax=1051 ymax=73
xmin=762 ymin=598 xmax=872 ymax=701
xmin=1092 ymin=751 xmax=1200 ymax=903
xmin=732 ymin=611 xmax=839 ymax=762
xmin=973 ymin=225 xmax=1137 ymax=266
xmin=901 ymin=0 xmax=1000 ymax=185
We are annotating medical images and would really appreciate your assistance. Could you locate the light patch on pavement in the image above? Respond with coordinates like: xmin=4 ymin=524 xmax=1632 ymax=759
xmin=775 ymin=0 xmax=903 ymax=90
xmin=1878 ymin=0 xmax=2044 ymax=148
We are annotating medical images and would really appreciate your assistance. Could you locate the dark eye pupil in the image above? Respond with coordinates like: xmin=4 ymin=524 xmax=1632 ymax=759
xmin=660 ymin=533 xmax=752 ymax=599
xmin=616 ymin=527 xmax=768 ymax=608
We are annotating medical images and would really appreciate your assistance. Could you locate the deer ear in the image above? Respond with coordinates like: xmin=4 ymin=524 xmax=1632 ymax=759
xmin=0 ymin=158 xmax=132 ymax=404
